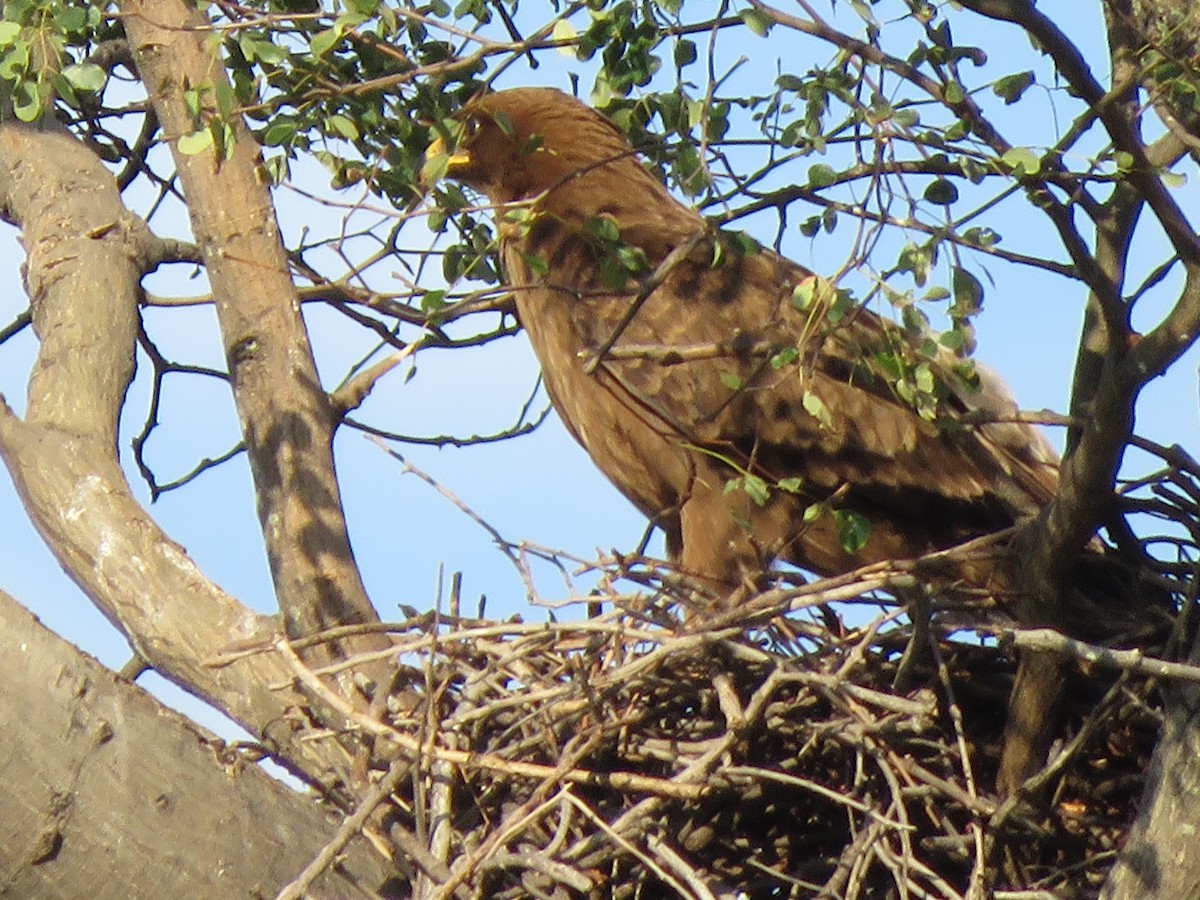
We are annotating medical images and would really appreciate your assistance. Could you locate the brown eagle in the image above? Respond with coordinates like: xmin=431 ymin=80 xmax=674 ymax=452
xmin=429 ymin=87 xmax=1059 ymax=597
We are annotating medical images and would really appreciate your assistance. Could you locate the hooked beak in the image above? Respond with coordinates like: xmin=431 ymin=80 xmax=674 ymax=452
xmin=421 ymin=134 xmax=471 ymax=187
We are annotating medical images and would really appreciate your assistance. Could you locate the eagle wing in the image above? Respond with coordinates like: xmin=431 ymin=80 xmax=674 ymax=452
xmin=445 ymin=86 xmax=1058 ymax=583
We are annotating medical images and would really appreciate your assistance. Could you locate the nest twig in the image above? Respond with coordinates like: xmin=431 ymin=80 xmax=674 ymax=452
xmin=269 ymin=578 xmax=1173 ymax=898
xmin=263 ymin=447 xmax=1200 ymax=898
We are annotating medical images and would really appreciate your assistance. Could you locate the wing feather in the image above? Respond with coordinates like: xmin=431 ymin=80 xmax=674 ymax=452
xmin=450 ymin=86 xmax=1059 ymax=581
xmin=508 ymin=222 xmax=1056 ymax=518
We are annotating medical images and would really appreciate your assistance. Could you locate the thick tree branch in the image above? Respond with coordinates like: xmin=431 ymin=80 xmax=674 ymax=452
xmin=0 ymin=125 xmax=143 ymax=442
xmin=121 ymin=0 xmax=385 ymax=651
xmin=1102 ymin=668 xmax=1200 ymax=899
xmin=0 ymin=592 xmax=392 ymax=899
xmin=991 ymin=2 xmax=1200 ymax=568
xmin=958 ymin=0 xmax=1200 ymax=267
xmin=0 ymin=118 xmax=362 ymax=786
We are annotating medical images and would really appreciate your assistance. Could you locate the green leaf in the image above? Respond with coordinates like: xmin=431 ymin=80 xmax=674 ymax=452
xmin=421 ymin=289 xmax=447 ymax=311
xmin=874 ymin=351 xmax=903 ymax=381
xmin=327 ymin=114 xmax=359 ymax=140
xmin=672 ymin=143 xmax=708 ymax=195
xmin=914 ymin=362 xmax=936 ymax=394
xmin=492 ymin=110 xmax=515 ymax=138
xmin=939 ymin=327 xmax=966 ymax=350
xmin=552 ymin=19 xmax=577 ymax=56
xmin=242 ymin=35 xmax=288 ymax=65
xmin=807 ymin=163 xmax=837 ymax=188
xmin=334 ymin=10 xmax=368 ymax=29
xmin=961 ymin=157 xmax=987 ymax=184
xmin=791 ymin=279 xmax=817 ymax=311
xmin=617 ymin=245 xmax=647 ymax=274
xmin=214 ymin=81 xmax=236 ymax=119
xmin=849 ymin=0 xmax=878 ymax=27
xmin=62 ymin=63 xmax=106 ymax=93
xmin=183 ymin=87 xmax=203 ymax=120
xmin=504 ymin=207 xmax=535 ymax=225
xmin=54 ymin=5 xmax=87 ymax=32
xmin=739 ymin=9 xmax=773 ymax=36
xmin=1001 ymin=147 xmax=1041 ymax=176
xmin=672 ymin=38 xmax=697 ymax=68
xmin=770 ymin=346 xmax=799 ymax=369
xmin=310 ymin=28 xmax=340 ymax=56
xmin=835 ymin=510 xmax=872 ymax=554
xmin=522 ymin=252 xmax=549 ymax=277
xmin=945 ymin=119 xmax=968 ymax=141
xmin=587 ymin=215 xmax=621 ymax=242
xmin=11 ymin=82 xmax=41 ymax=123
xmin=802 ymin=390 xmax=833 ymax=428
xmin=901 ymin=304 xmax=931 ymax=335
xmin=178 ymin=128 xmax=215 ymax=155
xmin=598 ymin=257 xmax=628 ymax=289
xmin=993 ymin=70 xmax=1035 ymax=105
xmin=1162 ymin=169 xmax=1188 ymax=188
xmin=943 ymin=81 xmax=965 ymax=104
xmin=218 ymin=123 xmax=238 ymax=162
xmin=743 ymin=474 xmax=770 ymax=506
xmin=803 ymin=503 xmax=823 ymax=523
xmin=262 ymin=155 xmax=289 ymax=185
xmin=826 ymin=289 xmax=854 ymax=323
xmin=0 ymin=22 xmax=21 ymax=47
xmin=0 ymin=42 xmax=29 ymax=81
xmin=866 ymin=99 xmax=894 ymax=125
xmin=262 ymin=120 xmax=297 ymax=147
xmin=897 ymin=242 xmax=934 ymax=286
xmin=962 ymin=226 xmax=1000 ymax=247
xmin=923 ymin=178 xmax=958 ymax=205
xmin=951 ymin=267 xmax=984 ymax=314
xmin=719 ymin=372 xmax=743 ymax=391
xmin=777 ymin=477 xmax=803 ymax=494
xmin=722 ymin=229 xmax=761 ymax=256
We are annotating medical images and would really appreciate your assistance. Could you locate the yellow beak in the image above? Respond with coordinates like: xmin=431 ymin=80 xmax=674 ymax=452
xmin=422 ymin=135 xmax=471 ymax=186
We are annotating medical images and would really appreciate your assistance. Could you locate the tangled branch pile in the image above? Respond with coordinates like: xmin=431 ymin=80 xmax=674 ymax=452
xmin=230 ymin=433 xmax=1200 ymax=900
xmin=275 ymin=544 xmax=1183 ymax=899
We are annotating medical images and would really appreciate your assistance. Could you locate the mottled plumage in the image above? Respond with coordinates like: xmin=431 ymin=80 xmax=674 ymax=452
xmin=434 ymin=87 xmax=1058 ymax=593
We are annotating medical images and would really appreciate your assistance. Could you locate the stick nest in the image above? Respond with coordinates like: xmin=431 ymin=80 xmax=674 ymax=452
xmin=312 ymin=561 xmax=1168 ymax=900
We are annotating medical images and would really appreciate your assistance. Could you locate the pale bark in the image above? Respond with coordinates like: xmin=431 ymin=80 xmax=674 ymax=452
xmin=1102 ymin=675 xmax=1200 ymax=899
xmin=0 ymin=117 xmax=356 ymax=787
xmin=0 ymin=591 xmax=395 ymax=900
xmin=121 ymin=0 xmax=386 ymax=654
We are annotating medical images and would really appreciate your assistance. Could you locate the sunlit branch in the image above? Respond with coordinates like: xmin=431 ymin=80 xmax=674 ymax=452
xmin=0 ymin=309 xmax=31 ymax=345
